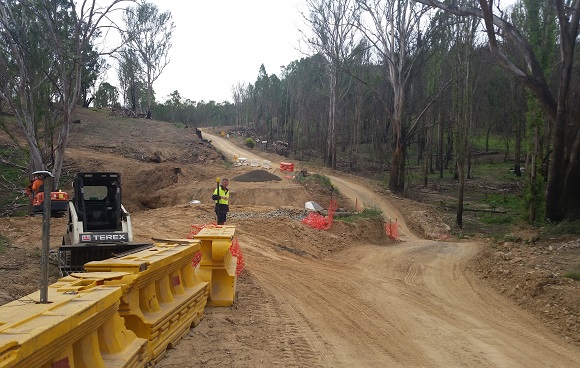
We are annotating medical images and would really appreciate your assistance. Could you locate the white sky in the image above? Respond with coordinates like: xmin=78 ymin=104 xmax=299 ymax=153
xmin=123 ymin=0 xmax=308 ymax=104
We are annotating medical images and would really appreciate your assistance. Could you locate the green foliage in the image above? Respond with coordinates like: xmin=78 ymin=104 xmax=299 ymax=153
xmin=94 ymin=82 xmax=119 ymax=108
xmin=484 ymin=193 xmax=523 ymax=212
xmin=479 ymin=213 xmax=514 ymax=225
xmin=0 ymin=234 xmax=9 ymax=252
xmin=563 ymin=265 xmax=580 ymax=281
xmin=295 ymin=173 xmax=337 ymax=193
xmin=244 ymin=138 xmax=256 ymax=148
xmin=0 ymin=145 xmax=29 ymax=216
xmin=541 ymin=221 xmax=580 ymax=236
xmin=340 ymin=208 xmax=383 ymax=223
xmin=524 ymin=174 xmax=546 ymax=223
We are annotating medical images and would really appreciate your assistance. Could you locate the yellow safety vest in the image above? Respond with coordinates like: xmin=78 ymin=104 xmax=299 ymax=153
xmin=213 ymin=186 xmax=229 ymax=205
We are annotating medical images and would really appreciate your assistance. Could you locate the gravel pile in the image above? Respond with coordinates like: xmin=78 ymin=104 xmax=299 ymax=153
xmin=229 ymin=207 xmax=309 ymax=221
xmin=233 ymin=170 xmax=282 ymax=182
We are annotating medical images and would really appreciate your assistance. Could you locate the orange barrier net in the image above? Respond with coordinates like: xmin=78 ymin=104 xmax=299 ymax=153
xmin=187 ymin=224 xmax=207 ymax=238
xmin=384 ymin=219 xmax=399 ymax=240
xmin=230 ymin=237 xmax=245 ymax=276
xmin=302 ymin=199 xmax=338 ymax=230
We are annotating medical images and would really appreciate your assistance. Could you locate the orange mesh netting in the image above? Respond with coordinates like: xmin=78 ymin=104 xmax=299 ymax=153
xmin=230 ymin=237 xmax=245 ymax=276
xmin=187 ymin=224 xmax=207 ymax=238
xmin=191 ymin=251 xmax=202 ymax=267
xmin=302 ymin=199 xmax=338 ymax=230
xmin=384 ymin=219 xmax=399 ymax=240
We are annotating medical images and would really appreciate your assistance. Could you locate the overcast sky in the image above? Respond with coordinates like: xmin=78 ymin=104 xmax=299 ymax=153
xmin=126 ymin=0 xmax=308 ymax=104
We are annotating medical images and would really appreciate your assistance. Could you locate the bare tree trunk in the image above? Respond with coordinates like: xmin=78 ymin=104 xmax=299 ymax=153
xmin=438 ymin=111 xmax=444 ymax=178
xmin=327 ymin=69 xmax=338 ymax=169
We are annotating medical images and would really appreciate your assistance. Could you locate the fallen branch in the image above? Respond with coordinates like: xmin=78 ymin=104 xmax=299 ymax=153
xmin=443 ymin=205 xmax=507 ymax=214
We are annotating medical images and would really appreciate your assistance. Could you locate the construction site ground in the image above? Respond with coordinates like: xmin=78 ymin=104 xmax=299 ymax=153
xmin=0 ymin=108 xmax=579 ymax=367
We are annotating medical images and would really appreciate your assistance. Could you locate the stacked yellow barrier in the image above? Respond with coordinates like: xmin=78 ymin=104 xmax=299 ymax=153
xmin=79 ymin=239 xmax=209 ymax=363
xmin=193 ymin=226 xmax=238 ymax=306
xmin=0 ymin=282 xmax=148 ymax=368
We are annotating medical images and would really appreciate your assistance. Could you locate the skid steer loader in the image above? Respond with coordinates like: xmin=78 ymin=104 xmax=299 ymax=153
xmin=59 ymin=172 xmax=151 ymax=275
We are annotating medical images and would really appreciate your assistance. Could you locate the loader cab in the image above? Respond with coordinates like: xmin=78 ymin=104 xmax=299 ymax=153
xmin=73 ymin=172 xmax=122 ymax=232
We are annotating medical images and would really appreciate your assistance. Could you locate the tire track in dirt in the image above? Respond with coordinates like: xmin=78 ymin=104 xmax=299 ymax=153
xmin=244 ymin=235 xmax=434 ymax=367
xmin=190 ymin=132 xmax=580 ymax=367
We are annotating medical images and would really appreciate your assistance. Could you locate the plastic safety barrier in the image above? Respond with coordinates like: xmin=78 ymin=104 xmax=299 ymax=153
xmin=0 ymin=284 xmax=148 ymax=368
xmin=193 ymin=226 xmax=238 ymax=307
xmin=279 ymin=162 xmax=295 ymax=172
xmin=385 ymin=219 xmax=399 ymax=240
xmin=79 ymin=239 xmax=209 ymax=363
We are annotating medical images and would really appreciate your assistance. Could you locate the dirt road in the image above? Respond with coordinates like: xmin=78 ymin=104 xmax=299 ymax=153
xmin=159 ymin=132 xmax=580 ymax=367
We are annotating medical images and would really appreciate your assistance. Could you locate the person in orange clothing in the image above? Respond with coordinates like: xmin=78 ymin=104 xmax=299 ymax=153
xmin=25 ymin=174 xmax=44 ymax=198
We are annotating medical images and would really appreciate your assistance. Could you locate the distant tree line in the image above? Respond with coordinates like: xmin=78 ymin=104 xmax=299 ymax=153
xmin=150 ymin=0 xmax=580 ymax=225
xmin=2 ymin=0 xmax=579 ymax=225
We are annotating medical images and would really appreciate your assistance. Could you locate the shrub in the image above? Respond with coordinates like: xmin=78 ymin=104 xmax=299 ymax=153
xmin=542 ymin=220 xmax=580 ymax=236
xmin=0 ymin=234 xmax=9 ymax=252
xmin=340 ymin=208 xmax=383 ymax=223
xmin=563 ymin=265 xmax=580 ymax=281
xmin=244 ymin=138 xmax=256 ymax=148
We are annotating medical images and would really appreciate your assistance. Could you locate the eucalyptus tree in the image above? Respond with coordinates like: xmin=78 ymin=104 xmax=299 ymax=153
xmin=94 ymin=82 xmax=119 ymax=108
xmin=0 ymin=1 xmax=53 ymax=172
xmin=231 ymin=82 xmax=246 ymax=129
xmin=252 ymin=64 xmax=271 ymax=135
xmin=447 ymin=1 xmax=480 ymax=228
xmin=287 ymin=54 xmax=327 ymax=157
xmin=510 ymin=0 xmax=557 ymax=222
xmin=80 ymin=44 xmax=107 ymax=108
xmin=122 ymin=1 xmax=174 ymax=118
xmin=0 ymin=0 xmax=131 ymax=187
xmin=305 ymin=0 xmax=359 ymax=169
xmin=415 ymin=0 xmax=580 ymax=222
xmin=355 ymin=0 xmax=433 ymax=192
xmin=117 ymin=48 xmax=144 ymax=111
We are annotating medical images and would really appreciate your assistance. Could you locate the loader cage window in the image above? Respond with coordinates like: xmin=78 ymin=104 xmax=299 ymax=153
xmin=83 ymin=186 xmax=108 ymax=201
xmin=81 ymin=184 xmax=121 ymax=231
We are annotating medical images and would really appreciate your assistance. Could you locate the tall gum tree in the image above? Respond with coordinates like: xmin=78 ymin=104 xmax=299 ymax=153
xmin=0 ymin=0 xmax=132 ymax=187
xmin=415 ymin=0 xmax=580 ymax=221
xmin=355 ymin=0 xmax=431 ymax=192
xmin=122 ymin=1 xmax=174 ymax=118
xmin=305 ymin=0 xmax=358 ymax=169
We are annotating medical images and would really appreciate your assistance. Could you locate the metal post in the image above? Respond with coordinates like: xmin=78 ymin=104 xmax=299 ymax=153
xmin=34 ymin=171 xmax=53 ymax=304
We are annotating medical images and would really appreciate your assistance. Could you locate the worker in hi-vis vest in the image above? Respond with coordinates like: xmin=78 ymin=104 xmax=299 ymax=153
xmin=212 ymin=178 xmax=230 ymax=225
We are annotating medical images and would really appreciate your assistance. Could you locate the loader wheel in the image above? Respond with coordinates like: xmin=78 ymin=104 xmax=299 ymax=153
xmin=62 ymin=233 xmax=72 ymax=245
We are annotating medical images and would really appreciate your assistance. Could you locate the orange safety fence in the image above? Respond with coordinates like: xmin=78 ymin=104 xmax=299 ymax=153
xmin=229 ymin=237 xmax=245 ymax=276
xmin=187 ymin=224 xmax=208 ymax=238
xmin=355 ymin=198 xmax=363 ymax=212
xmin=384 ymin=219 xmax=399 ymax=240
xmin=191 ymin=251 xmax=202 ymax=267
xmin=279 ymin=162 xmax=295 ymax=172
xmin=302 ymin=199 xmax=338 ymax=230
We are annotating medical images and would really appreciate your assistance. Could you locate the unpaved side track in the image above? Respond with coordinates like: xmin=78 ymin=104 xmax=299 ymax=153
xmin=156 ymin=132 xmax=580 ymax=367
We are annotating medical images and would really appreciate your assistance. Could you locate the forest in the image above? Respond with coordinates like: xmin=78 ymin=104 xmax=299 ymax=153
xmin=146 ymin=0 xmax=580 ymax=226
xmin=1 ymin=0 xmax=580 ymax=227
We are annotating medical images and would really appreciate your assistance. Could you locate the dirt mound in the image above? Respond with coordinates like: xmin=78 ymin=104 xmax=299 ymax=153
xmin=233 ymin=170 xmax=282 ymax=182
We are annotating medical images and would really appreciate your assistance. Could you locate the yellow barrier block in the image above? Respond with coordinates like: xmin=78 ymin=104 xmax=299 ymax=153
xmin=0 ymin=285 xmax=148 ymax=368
xmin=81 ymin=240 xmax=209 ymax=363
xmin=194 ymin=226 xmax=238 ymax=306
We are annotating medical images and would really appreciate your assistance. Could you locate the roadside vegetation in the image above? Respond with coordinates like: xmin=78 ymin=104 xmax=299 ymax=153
xmin=339 ymin=208 xmax=384 ymax=223
xmin=0 ymin=234 xmax=9 ymax=252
